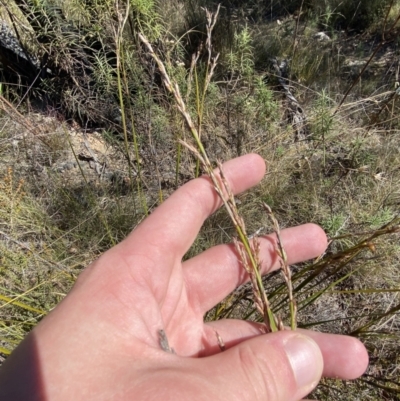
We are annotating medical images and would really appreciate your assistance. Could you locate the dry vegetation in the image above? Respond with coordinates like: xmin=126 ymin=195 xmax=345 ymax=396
xmin=0 ymin=0 xmax=400 ymax=399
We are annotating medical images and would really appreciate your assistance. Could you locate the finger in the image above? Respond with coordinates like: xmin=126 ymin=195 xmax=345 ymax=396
xmin=203 ymin=320 xmax=369 ymax=381
xmin=199 ymin=330 xmax=323 ymax=401
xmin=117 ymin=154 xmax=266 ymax=262
xmin=301 ymin=329 xmax=369 ymax=380
xmin=184 ymin=223 xmax=327 ymax=313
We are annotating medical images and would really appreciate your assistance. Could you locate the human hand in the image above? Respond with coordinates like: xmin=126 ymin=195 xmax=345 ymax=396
xmin=0 ymin=154 xmax=368 ymax=401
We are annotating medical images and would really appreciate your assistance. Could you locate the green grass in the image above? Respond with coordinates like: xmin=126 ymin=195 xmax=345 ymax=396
xmin=1 ymin=0 xmax=400 ymax=398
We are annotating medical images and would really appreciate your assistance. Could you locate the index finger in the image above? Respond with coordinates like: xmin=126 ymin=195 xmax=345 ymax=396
xmin=120 ymin=154 xmax=266 ymax=261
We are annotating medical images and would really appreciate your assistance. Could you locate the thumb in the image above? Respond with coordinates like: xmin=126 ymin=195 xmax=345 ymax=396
xmin=202 ymin=331 xmax=323 ymax=401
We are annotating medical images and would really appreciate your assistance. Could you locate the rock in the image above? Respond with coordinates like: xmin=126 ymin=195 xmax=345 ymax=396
xmin=0 ymin=20 xmax=41 ymax=80
xmin=313 ymin=32 xmax=331 ymax=42
xmin=0 ymin=21 xmax=40 ymax=67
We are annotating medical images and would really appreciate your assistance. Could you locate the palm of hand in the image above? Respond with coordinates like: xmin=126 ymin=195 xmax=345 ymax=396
xmin=0 ymin=155 xmax=369 ymax=401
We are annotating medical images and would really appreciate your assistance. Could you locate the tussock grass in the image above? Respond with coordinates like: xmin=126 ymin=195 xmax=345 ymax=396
xmin=1 ymin=0 xmax=400 ymax=398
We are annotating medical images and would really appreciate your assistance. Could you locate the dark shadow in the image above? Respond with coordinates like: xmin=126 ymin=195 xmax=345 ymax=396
xmin=0 ymin=332 xmax=46 ymax=401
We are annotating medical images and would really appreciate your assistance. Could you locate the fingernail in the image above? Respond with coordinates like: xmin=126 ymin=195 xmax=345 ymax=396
xmin=284 ymin=335 xmax=323 ymax=392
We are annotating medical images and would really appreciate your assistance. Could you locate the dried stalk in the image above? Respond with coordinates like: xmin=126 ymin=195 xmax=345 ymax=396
xmin=203 ymin=5 xmax=220 ymax=92
xmin=138 ymin=14 xmax=278 ymax=332
xmin=263 ymin=203 xmax=297 ymax=330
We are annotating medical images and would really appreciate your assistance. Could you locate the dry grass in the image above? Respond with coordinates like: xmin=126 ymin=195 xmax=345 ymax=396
xmin=0 ymin=0 xmax=400 ymax=398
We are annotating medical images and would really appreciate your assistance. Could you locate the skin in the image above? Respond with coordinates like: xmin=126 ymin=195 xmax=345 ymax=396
xmin=0 ymin=154 xmax=369 ymax=401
